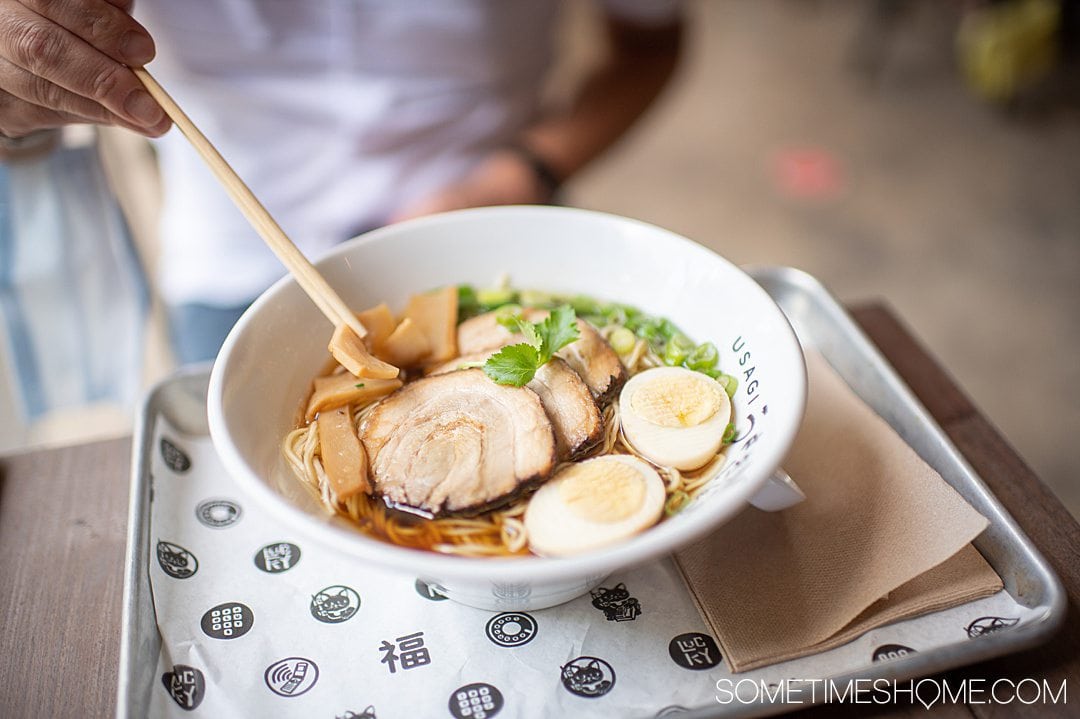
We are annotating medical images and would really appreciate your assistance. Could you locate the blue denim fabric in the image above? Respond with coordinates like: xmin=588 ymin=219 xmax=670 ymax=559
xmin=167 ymin=302 xmax=251 ymax=365
xmin=0 ymin=143 xmax=147 ymax=419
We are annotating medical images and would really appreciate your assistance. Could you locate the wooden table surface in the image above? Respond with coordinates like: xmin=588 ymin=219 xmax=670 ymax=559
xmin=0 ymin=303 xmax=1076 ymax=719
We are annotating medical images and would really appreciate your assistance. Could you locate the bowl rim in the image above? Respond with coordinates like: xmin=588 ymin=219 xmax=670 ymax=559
xmin=208 ymin=205 xmax=807 ymax=583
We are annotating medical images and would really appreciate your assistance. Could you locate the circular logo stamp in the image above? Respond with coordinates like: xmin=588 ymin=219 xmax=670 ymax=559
xmin=485 ymin=612 xmax=537 ymax=647
xmin=254 ymin=542 xmax=301 ymax=573
xmin=160 ymin=437 xmax=191 ymax=473
xmin=560 ymin=656 xmax=615 ymax=698
xmin=264 ymin=657 xmax=318 ymax=697
xmin=415 ymin=578 xmax=448 ymax=601
xmin=201 ymin=601 xmax=253 ymax=639
xmin=656 ymin=708 xmax=689 ymax=717
xmin=449 ymin=683 xmax=504 ymax=719
xmin=872 ymin=644 xmax=917 ymax=663
xmin=156 ymin=540 xmax=198 ymax=579
xmin=162 ymin=664 xmax=205 ymax=710
xmin=966 ymin=616 xmax=1019 ymax=638
xmin=310 ymin=585 xmax=361 ymax=624
xmin=195 ymin=499 xmax=242 ymax=528
xmin=668 ymin=633 xmax=721 ymax=670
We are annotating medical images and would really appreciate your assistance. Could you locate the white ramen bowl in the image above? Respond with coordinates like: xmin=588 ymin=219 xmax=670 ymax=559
xmin=208 ymin=206 xmax=807 ymax=610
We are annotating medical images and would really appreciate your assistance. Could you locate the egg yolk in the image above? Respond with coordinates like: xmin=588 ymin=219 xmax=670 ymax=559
xmin=557 ymin=460 xmax=646 ymax=522
xmin=630 ymin=374 xmax=723 ymax=427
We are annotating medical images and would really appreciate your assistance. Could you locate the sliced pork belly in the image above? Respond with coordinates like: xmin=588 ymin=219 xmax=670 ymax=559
xmin=523 ymin=358 xmax=602 ymax=460
xmin=360 ymin=369 xmax=556 ymax=517
xmin=456 ymin=308 xmax=627 ymax=403
xmin=431 ymin=355 xmax=603 ymax=461
xmin=555 ymin=319 xmax=627 ymax=405
xmin=456 ymin=312 xmax=519 ymax=355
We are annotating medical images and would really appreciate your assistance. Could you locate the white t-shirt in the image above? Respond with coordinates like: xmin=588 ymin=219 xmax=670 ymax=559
xmin=137 ymin=1 xmax=680 ymax=306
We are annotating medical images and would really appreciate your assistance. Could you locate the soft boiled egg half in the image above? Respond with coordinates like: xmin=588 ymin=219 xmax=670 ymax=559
xmin=525 ymin=455 xmax=666 ymax=556
xmin=619 ymin=366 xmax=732 ymax=471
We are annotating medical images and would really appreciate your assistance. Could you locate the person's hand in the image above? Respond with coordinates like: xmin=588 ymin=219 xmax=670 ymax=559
xmin=390 ymin=148 xmax=555 ymax=223
xmin=0 ymin=0 xmax=170 ymax=139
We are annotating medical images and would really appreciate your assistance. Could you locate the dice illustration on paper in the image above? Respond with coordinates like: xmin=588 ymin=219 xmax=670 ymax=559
xmin=200 ymin=601 xmax=253 ymax=639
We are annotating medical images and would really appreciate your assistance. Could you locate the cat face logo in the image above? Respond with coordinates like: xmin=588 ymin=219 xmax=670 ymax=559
xmin=337 ymin=707 xmax=377 ymax=719
xmin=966 ymin=616 xmax=1019 ymax=638
xmin=590 ymin=583 xmax=641 ymax=622
xmin=161 ymin=665 xmax=204 ymax=710
xmin=560 ymin=656 xmax=615 ymax=698
xmin=156 ymin=540 xmax=198 ymax=579
xmin=311 ymin=585 xmax=361 ymax=624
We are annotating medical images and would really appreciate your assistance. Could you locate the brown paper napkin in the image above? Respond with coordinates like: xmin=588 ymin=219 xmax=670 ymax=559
xmin=674 ymin=351 xmax=1003 ymax=672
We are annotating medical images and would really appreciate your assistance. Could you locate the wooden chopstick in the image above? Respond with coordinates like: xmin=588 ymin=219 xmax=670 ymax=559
xmin=132 ymin=67 xmax=367 ymax=340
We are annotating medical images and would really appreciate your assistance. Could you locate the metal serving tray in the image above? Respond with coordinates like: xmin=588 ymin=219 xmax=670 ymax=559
xmin=116 ymin=267 xmax=1065 ymax=718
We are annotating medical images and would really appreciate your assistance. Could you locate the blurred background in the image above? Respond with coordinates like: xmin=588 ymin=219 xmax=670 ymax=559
xmin=1 ymin=0 xmax=1077 ymax=515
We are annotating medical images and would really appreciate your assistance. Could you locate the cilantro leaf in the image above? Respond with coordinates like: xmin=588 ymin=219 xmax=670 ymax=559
xmin=516 ymin=318 xmax=543 ymax=350
xmin=535 ymin=305 xmax=580 ymax=364
xmin=481 ymin=304 xmax=580 ymax=387
xmin=495 ymin=305 xmax=524 ymax=330
xmin=483 ymin=343 xmax=541 ymax=386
